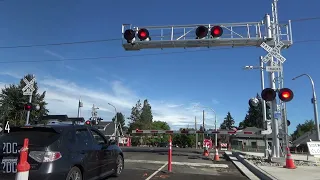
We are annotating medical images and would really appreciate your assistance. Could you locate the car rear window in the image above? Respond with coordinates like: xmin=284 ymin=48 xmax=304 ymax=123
xmin=0 ymin=127 xmax=61 ymax=147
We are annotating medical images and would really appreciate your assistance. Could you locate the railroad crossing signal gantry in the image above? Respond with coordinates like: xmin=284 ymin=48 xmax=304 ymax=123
xmin=121 ymin=20 xmax=293 ymax=51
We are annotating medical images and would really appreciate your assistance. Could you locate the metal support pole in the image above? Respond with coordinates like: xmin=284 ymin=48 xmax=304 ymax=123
xmin=265 ymin=13 xmax=280 ymax=158
xmin=214 ymin=111 xmax=218 ymax=148
xmin=293 ymin=74 xmax=320 ymax=140
xmin=25 ymin=95 xmax=32 ymax=125
xmin=202 ymin=110 xmax=205 ymax=144
xmin=260 ymin=56 xmax=269 ymax=158
xmin=195 ymin=116 xmax=198 ymax=149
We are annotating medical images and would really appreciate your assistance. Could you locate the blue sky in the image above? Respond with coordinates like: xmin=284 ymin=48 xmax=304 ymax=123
xmin=0 ymin=0 xmax=319 ymax=133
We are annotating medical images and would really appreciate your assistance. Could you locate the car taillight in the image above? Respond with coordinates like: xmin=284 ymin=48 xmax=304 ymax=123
xmin=29 ymin=151 xmax=62 ymax=162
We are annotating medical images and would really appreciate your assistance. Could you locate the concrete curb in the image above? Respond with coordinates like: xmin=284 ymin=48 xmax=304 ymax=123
xmin=232 ymin=151 xmax=278 ymax=180
xmin=224 ymin=151 xmax=259 ymax=180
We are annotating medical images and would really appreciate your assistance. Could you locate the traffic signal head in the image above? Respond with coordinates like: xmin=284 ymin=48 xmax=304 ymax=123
xmin=278 ymin=88 xmax=294 ymax=102
xmin=124 ymin=29 xmax=136 ymax=43
xmin=24 ymin=103 xmax=32 ymax=111
xmin=261 ymin=88 xmax=276 ymax=101
xmin=85 ymin=120 xmax=91 ymax=125
xmin=210 ymin=26 xmax=223 ymax=38
xmin=137 ymin=28 xmax=150 ymax=41
xmin=195 ymin=26 xmax=208 ymax=39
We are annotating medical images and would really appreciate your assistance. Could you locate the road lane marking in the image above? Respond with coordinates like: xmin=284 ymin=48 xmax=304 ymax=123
xmin=125 ymin=159 xmax=228 ymax=168
xmin=145 ymin=162 xmax=168 ymax=180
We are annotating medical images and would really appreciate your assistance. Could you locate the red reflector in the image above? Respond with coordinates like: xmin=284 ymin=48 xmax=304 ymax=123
xmin=244 ymin=131 xmax=253 ymax=134
xmin=196 ymin=131 xmax=204 ymax=133
xmin=228 ymin=131 xmax=236 ymax=134
xmin=213 ymin=29 xmax=221 ymax=35
xmin=281 ymin=92 xmax=290 ymax=98
xmin=136 ymin=130 xmax=143 ymax=133
xmin=165 ymin=131 xmax=173 ymax=134
xmin=150 ymin=130 xmax=158 ymax=133
xmin=139 ymin=31 xmax=146 ymax=37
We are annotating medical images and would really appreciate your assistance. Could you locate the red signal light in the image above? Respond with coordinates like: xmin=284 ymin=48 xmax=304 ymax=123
xmin=124 ymin=29 xmax=136 ymax=42
xmin=195 ymin=26 xmax=208 ymax=39
xmin=85 ymin=120 xmax=91 ymax=125
xmin=24 ymin=103 xmax=32 ymax=111
xmin=137 ymin=28 xmax=150 ymax=41
xmin=278 ymin=88 xmax=294 ymax=102
xmin=210 ymin=26 xmax=223 ymax=37
xmin=261 ymin=88 xmax=276 ymax=102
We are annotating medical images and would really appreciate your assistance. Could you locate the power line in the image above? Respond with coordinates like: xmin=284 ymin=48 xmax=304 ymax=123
xmin=0 ymin=16 xmax=319 ymax=50
xmin=0 ymin=39 xmax=318 ymax=64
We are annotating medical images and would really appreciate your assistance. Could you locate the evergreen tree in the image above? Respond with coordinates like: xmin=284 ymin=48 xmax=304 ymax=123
xmin=291 ymin=120 xmax=315 ymax=141
xmin=0 ymin=74 xmax=49 ymax=126
xmin=112 ymin=112 xmax=126 ymax=129
xmin=239 ymin=93 xmax=264 ymax=129
xmin=127 ymin=100 xmax=142 ymax=132
xmin=220 ymin=112 xmax=235 ymax=129
xmin=140 ymin=99 xmax=153 ymax=129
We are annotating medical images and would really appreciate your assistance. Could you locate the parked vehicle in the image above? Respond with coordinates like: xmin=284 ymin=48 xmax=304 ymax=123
xmin=0 ymin=120 xmax=124 ymax=180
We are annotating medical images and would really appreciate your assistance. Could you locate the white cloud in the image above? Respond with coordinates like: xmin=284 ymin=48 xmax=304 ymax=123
xmin=44 ymin=50 xmax=65 ymax=60
xmin=0 ymin=72 xmax=22 ymax=79
xmin=0 ymin=73 xmax=222 ymax=130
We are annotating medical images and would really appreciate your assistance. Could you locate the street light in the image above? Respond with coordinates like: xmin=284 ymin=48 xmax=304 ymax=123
xmin=194 ymin=105 xmax=218 ymax=148
xmin=292 ymin=74 xmax=320 ymax=141
xmin=108 ymin=103 xmax=118 ymax=138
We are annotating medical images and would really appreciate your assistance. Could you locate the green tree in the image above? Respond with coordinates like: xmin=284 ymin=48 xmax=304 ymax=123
xmin=291 ymin=120 xmax=315 ymax=141
xmin=140 ymin=99 xmax=153 ymax=129
xmin=112 ymin=112 xmax=126 ymax=132
xmin=152 ymin=121 xmax=170 ymax=130
xmin=0 ymin=74 xmax=49 ymax=126
xmin=220 ymin=112 xmax=235 ymax=130
xmin=127 ymin=100 xmax=143 ymax=132
xmin=239 ymin=94 xmax=264 ymax=129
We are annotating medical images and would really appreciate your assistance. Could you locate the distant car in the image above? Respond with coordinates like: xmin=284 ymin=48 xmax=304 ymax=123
xmin=0 ymin=121 xmax=124 ymax=180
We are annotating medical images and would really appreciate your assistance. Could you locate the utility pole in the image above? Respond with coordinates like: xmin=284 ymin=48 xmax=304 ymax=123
xmin=77 ymin=98 xmax=83 ymax=117
xmin=202 ymin=110 xmax=205 ymax=143
xmin=195 ymin=116 xmax=198 ymax=149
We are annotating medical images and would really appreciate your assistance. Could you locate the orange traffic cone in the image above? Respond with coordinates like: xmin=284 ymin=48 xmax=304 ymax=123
xmin=203 ymin=146 xmax=209 ymax=156
xmin=214 ymin=148 xmax=220 ymax=161
xmin=283 ymin=149 xmax=296 ymax=169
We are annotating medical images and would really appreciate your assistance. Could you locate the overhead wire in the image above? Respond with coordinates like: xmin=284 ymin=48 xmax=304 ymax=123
xmin=0 ymin=16 xmax=318 ymax=49
xmin=0 ymin=39 xmax=318 ymax=64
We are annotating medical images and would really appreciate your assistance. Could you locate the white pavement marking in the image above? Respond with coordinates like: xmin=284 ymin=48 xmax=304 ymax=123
xmin=125 ymin=159 xmax=229 ymax=168
xmin=145 ymin=162 xmax=168 ymax=180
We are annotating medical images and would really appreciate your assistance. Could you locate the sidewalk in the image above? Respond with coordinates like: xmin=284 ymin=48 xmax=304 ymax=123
xmin=258 ymin=166 xmax=320 ymax=180
xmin=238 ymin=151 xmax=320 ymax=180
xmin=239 ymin=151 xmax=317 ymax=162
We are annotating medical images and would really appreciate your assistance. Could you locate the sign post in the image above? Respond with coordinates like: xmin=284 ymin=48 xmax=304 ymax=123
xmin=22 ymin=76 xmax=35 ymax=125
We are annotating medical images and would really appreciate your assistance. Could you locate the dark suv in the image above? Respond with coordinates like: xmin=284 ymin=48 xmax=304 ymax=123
xmin=0 ymin=122 xmax=124 ymax=180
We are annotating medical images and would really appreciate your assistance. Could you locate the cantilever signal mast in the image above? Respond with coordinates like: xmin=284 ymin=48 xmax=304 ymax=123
xmin=121 ymin=0 xmax=292 ymax=158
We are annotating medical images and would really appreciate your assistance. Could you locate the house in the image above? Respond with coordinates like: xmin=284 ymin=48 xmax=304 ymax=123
xmin=291 ymin=130 xmax=318 ymax=153
xmin=230 ymin=127 xmax=284 ymax=152
xmin=93 ymin=121 xmax=127 ymax=144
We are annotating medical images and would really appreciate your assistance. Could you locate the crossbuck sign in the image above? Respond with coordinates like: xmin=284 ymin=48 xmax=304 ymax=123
xmin=260 ymin=41 xmax=286 ymax=63
xmin=22 ymin=78 xmax=35 ymax=95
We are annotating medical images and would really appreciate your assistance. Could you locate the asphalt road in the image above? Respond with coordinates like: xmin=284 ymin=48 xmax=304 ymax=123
xmin=108 ymin=147 xmax=248 ymax=180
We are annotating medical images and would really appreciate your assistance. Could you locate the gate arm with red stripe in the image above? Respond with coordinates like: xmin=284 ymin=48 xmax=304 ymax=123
xmin=132 ymin=129 xmax=259 ymax=135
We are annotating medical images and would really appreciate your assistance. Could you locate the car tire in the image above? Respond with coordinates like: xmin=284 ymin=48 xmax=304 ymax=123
xmin=66 ymin=166 xmax=82 ymax=180
xmin=112 ymin=155 xmax=124 ymax=177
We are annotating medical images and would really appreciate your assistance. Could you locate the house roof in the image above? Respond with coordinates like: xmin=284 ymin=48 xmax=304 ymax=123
xmin=94 ymin=121 xmax=116 ymax=135
xmin=292 ymin=130 xmax=318 ymax=147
